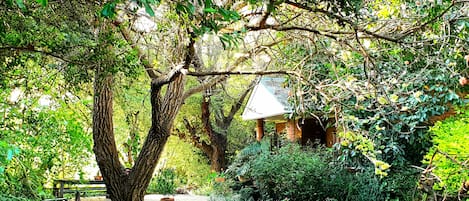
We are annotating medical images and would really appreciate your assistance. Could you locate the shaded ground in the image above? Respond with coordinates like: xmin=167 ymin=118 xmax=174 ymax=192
xmin=80 ymin=194 xmax=209 ymax=201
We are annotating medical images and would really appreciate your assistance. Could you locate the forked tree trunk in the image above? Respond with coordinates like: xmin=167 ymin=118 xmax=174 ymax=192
xmin=185 ymin=82 xmax=254 ymax=172
xmin=93 ymin=68 xmax=186 ymax=201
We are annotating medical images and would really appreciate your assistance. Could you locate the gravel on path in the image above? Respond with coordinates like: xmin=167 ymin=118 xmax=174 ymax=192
xmin=79 ymin=194 xmax=209 ymax=201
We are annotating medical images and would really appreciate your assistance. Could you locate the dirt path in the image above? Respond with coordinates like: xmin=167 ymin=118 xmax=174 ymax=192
xmin=80 ymin=194 xmax=209 ymax=201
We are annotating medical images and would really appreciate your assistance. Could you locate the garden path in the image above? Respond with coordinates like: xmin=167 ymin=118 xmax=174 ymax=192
xmin=80 ymin=194 xmax=209 ymax=201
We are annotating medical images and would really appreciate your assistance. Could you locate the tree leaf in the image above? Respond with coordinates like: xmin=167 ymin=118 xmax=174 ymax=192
xmin=187 ymin=3 xmax=195 ymax=14
xmin=204 ymin=7 xmax=217 ymax=13
xmin=144 ymin=2 xmax=155 ymax=17
xmin=16 ymin=0 xmax=26 ymax=10
xmin=390 ymin=94 xmax=399 ymax=103
xmin=377 ymin=96 xmax=388 ymax=105
xmin=7 ymin=149 xmax=14 ymax=161
xmin=101 ymin=3 xmax=116 ymax=18
xmin=35 ymin=0 xmax=48 ymax=7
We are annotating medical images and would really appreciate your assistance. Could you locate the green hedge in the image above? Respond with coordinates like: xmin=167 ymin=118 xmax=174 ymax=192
xmin=424 ymin=106 xmax=469 ymax=195
xmin=224 ymin=142 xmax=419 ymax=201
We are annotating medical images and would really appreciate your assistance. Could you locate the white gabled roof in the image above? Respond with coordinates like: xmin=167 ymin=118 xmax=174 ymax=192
xmin=242 ymin=77 xmax=292 ymax=120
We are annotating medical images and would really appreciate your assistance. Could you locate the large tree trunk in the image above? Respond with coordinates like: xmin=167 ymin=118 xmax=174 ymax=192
xmin=93 ymin=69 xmax=186 ymax=200
xmin=93 ymin=72 xmax=128 ymax=200
xmin=92 ymin=29 xmax=191 ymax=199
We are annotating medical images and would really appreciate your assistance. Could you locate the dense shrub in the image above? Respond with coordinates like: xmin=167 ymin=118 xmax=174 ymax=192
xmin=157 ymin=136 xmax=213 ymax=194
xmin=423 ymin=106 xmax=469 ymax=195
xmin=147 ymin=168 xmax=178 ymax=195
xmin=224 ymin=142 xmax=419 ymax=201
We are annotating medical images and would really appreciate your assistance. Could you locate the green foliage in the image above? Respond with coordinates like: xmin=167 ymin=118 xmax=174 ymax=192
xmin=158 ymin=137 xmax=213 ymax=193
xmin=225 ymin=142 xmax=270 ymax=180
xmin=174 ymin=0 xmax=242 ymax=48
xmin=423 ymin=106 xmax=469 ymax=194
xmin=0 ymin=142 xmax=20 ymax=176
xmin=280 ymin=4 xmax=467 ymax=167
xmin=290 ymin=38 xmax=463 ymax=165
xmin=6 ymin=0 xmax=48 ymax=9
xmin=0 ymin=56 xmax=93 ymax=199
xmin=224 ymin=142 xmax=420 ymax=201
xmin=148 ymin=168 xmax=178 ymax=195
xmin=101 ymin=0 xmax=161 ymax=18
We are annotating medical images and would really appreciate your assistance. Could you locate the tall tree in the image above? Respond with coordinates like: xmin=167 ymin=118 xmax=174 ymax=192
xmin=3 ymin=0 xmax=467 ymax=200
xmin=181 ymin=79 xmax=256 ymax=172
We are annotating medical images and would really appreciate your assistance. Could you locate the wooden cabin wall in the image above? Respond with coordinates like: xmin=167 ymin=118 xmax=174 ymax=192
xmin=274 ymin=119 xmax=338 ymax=147
xmin=275 ymin=122 xmax=286 ymax=133
xmin=286 ymin=120 xmax=302 ymax=141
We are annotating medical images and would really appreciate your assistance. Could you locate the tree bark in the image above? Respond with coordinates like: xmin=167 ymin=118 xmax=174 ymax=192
xmin=92 ymin=71 xmax=128 ymax=200
xmin=93 ymin=70 xmax=186 ymax=200
xmin=93 ymin=33 xmax=191 ymax=199
xmin=182 ymin=79 xmax=256 ymax=172
xmin=201 ymin=95 xmax=228 ymax=172
xmin=209 ymin=136 xmax=227 ymax=172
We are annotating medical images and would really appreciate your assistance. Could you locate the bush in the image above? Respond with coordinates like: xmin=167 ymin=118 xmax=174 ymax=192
xmin=224 ymin=141 xmax=419 ymax=201
xmin=147 ymin=168 xmax=178 ymax=195
xmin=157 ymin=136 xmax=213 ymax=194
xmin=423 ymin=106 xmax=469 ymax=195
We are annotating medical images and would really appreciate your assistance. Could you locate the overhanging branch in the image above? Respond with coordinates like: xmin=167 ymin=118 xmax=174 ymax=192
xmin=0 ymin=46 xmax=86 ymax=65
xmin=283 ymin=0 xmax=402 ymax=43
xmin=187 ymin=70 xmax=299 ymax=77
xmin=151 ymin=63 xmax=187 ymax=87
xmin=114 ymin=21 xmax=159 ymax=79
xmin=182 ymin=39 xmax=290 ymax=100
xmin=248 ymin=25 xmax=338 ymax=41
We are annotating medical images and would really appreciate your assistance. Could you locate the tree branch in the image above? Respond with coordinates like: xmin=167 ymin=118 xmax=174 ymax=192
xmin=221 ymin=78 xmax=258 ymax=128
xmin=187 ymin=70 xmax=299 ymax=77
xmin=397 ymin=1 xmax=457 ymax=39
xmin=181 ymin=118 xmax=213 ymax=156
xmin=201 ymin=94 xmax=215 ymax=139
xmin=258 ymin=0 xmax=275 ymax=28
xmin=114 ymin=21 xmax=159 ymax=79
xmin=247 ymin=25 xmax=338 ymax=41
xmin=0 ymin=46 xmax=86 ymax=65
xmin=151 ymin=64 xmax=187 ymax=87
xmin=283 ymin=0 xmax=402 ymax=43
xmin=182 ymin=38 xmax=289 ymax=100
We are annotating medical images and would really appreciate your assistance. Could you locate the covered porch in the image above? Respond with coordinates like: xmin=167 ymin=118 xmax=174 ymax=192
xmin=242 ymin=77 xmax=336 ymax=147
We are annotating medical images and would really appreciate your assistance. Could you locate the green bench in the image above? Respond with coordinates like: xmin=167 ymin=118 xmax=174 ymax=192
xmin=53 ymin=179 xmax=107 ymax=200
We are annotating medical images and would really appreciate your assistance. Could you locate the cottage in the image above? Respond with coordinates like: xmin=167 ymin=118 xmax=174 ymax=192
xmin=242 ymin=77 xmax=337 ymax=147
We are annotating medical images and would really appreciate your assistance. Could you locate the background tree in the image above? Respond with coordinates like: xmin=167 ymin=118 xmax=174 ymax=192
xmin=236 ymin=0 xmax=468 ymax=171
xmin=2 ymin=0 xmax=468 ymax=200
xmin=0 ymin=1 xmax=99 ymax=199
xmin=178 ymin=78 xmax=256 ymax=172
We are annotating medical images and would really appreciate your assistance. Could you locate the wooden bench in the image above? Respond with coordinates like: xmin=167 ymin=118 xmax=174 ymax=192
xmin=53 ymin=179 xmax=107 ymax=199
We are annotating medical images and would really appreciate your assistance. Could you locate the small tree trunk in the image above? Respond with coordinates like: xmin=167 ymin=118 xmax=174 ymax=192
xmin=210 ymin=140 xmax=227 ymax=172
xmin=201 ymin=96 xmax=229 ymax=172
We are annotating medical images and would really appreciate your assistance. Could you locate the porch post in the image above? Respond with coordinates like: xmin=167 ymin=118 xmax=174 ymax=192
xmin=286 ymin=119 xmax=300 ymax=142
xmin=256 ymin=118 xmax=265 ymax=141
